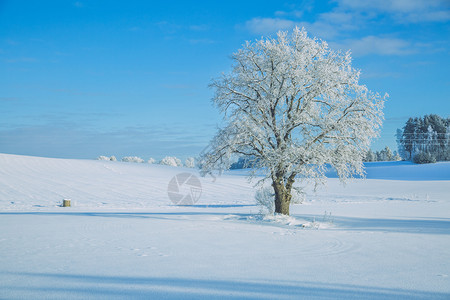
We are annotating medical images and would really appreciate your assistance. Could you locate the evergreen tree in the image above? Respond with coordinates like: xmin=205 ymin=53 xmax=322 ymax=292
xmin=398 ymin=115 xmax=449 ymax=162
xmin=402 ymin=118 xmax=415 ymax=160
xmin=393 ymin=151 xmax=402 ymax=161
xmin=383 ymin=146 xmax=393 ymax=161
xmin=375 ymin=150 xmax=382 ymax=162
xmin=396 ymin=128 xmax=406 ymax=159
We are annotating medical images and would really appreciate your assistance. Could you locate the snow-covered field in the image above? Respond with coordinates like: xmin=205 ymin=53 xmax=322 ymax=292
xmin=1 ymin=153 xmax=449 ymax=299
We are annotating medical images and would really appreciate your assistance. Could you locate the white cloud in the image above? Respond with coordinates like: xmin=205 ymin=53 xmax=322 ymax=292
xmin=335 ymin=0 xmax=450 ymax=23
xmin=240 ymin=0 xmax=448 ymax=56
xmin=331 ymin=36 xmax=413 ymax=56
xmin=243 ymin=18 xmax=297 ymax=35
xmin=320 ymin=11 xmax=354 ymax=24
xmin=300 ymin=20 xmax=341 ymax=40
xmin=274 ymin=10 xmax=303 ymax=18
xmin=403 ymin=10 xmax=450 ymax=23
xmin=338 ymin=0 xmax=443 ymax=12
xmin=242 ymin=0 xmax=449 ymax=37
xmin=243 ymin=17 xmax=339 ymax=39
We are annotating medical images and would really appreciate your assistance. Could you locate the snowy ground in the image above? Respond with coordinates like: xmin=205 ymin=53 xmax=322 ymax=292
xmin=0 ymin=153 xmax=449 ymax=299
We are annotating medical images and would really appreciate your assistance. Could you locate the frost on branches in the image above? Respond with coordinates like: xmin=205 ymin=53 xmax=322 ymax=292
xmin=200 ymin=27 xmax=386 ymax=215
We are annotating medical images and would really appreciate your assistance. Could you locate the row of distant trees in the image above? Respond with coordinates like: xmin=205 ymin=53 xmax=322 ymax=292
xmin=231 ymin=146 xmax=401 ymax=169
xmin=396 ymin=114 xmax=450 ymax=163
xmin=364 ymin=146 xmax=401 ymax=162
xmin=97 ymin=155 xmax=196 ymax=168
xmin=97 ymin=115 xmax=448 ymax=169
xmin=230 ymin=146 xmax=401 ymax=169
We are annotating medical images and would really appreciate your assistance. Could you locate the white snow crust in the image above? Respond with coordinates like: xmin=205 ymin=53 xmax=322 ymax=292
xmin=0 ymin=153 xmax=449 ymax=299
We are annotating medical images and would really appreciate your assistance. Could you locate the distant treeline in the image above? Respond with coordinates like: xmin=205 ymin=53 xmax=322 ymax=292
xmin=396 ymin=114 xmax=450 ymax=163
xmin=96 ymin=155 xmax=196 ymax=168
xmin=230 ymin=157 xmax=255 ymax=169
xmin=363 ymin=146 xmax=401 ymax=162
xmin=231 ymin=146 xmax=402 ymax=169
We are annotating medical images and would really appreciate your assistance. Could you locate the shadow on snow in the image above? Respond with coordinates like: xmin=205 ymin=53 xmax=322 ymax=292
xmin=1 ymin=211 xmax=449 ymax=235
xmin=2 ymin=272 xmax=449 ymax=300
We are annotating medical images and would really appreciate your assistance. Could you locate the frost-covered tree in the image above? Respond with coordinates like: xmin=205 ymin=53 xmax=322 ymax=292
xmin=97 ymin=155 xmax=109 ymax=161
xmin=160 ymin=156 xmax=182 ymax=167
xmin=122 ymin=156 xmax=144 ymax=163
xmin=185 ymin=157 xmax=196 ymax=168
xmin=364 ymin=149 xmax=376 ymax=162
xmin=379 ymin=146 xmax=393 ymax=161
xmin=200 ymin=27 xmax=385 ymax=215
xmin=365 ymin=147 xmax=400 ymax=162
xmin=392 ymin=151 xmax=402 ymax=161
xmin=97 ymin=155 xmax=117 ymax=161
xmin=147 ymin=158 xmax=156 ymax=164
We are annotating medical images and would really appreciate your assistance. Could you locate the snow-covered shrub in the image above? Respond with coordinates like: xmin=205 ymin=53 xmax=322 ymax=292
xmin=97 ymin=156 xmax=109 ymax=161
xmin=413 ymin=152 xmax=436 ymax=164
xmin=185 ymin=157 xmax=196 ymax=168
xmin=159 ymin=156 xmax=182 ymax=167
xmin=255 ymin=186 xmax=275 ymax=215
xmin=109 ymin=156 xmax=117 ymax=161
xmin=121 ymin=156 xmax=145 ymax=163
xmin=291 ymin=187 xmax=306 ymax=204
xmin=147 ymin=158 xmax=156 ymax=164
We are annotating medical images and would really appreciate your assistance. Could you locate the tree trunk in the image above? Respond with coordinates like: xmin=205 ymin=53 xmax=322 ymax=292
xmin=272 ymin=179 xmax=292 ymax=215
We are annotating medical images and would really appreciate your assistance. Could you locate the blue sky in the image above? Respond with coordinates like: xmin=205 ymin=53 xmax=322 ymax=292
xmin=1 ymin=0 xmax=449 ymax=160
